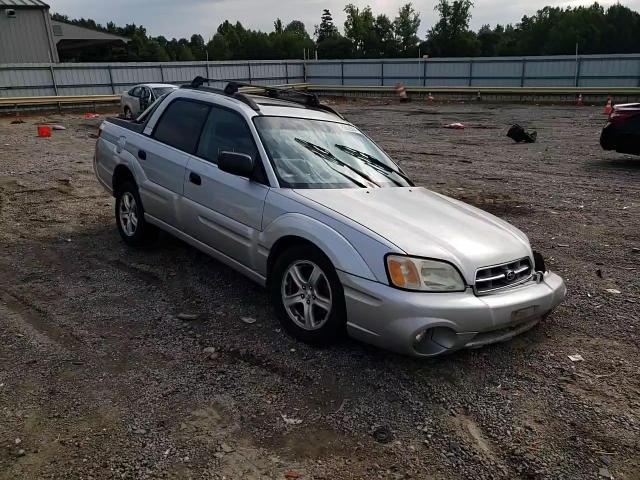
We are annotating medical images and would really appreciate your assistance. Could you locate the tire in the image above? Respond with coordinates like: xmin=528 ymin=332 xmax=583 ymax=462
xmin=114 ymin=181 xmax=158 ymax=247
xmin=270 ymin=244 xmax=347 ymax=345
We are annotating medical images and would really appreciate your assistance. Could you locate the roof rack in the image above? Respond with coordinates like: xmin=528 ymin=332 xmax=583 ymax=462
xmin=225 ymin=81 xmax=344 ymax=119
xmin=183 ymin=77 xmax=344 ymax=119
xmin=180 ymin=77 xmax=260 ymax=111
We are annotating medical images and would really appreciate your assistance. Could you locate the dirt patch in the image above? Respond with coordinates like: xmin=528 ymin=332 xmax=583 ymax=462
xmin=0 ymin=104 xmax=639 ymax=479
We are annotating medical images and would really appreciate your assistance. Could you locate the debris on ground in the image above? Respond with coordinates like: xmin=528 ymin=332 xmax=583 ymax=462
xmin=50 ymin=125 xmax=66 ymax=131
xmin=83 ymin=113 xmax=100 ymax=119
xmin=605 ymin=289 xmax=621 ymax=294
xmin=177 ymin=312 xmax=199 ymax=321
xmin=372 ymin=426 xmax=393 ymax=444
xmin=10 ymin=119 xmax=25 ymax=124
xmin=285 ymin=471 xmax=302 ymax=479
xmin=220 ymin=442 xmax=234 ymax=453
xmin=444 ymin=122 xmax=465 ymax=129
xmin=598 ymin=467 xmax=614 ymax=479
xmin=507 ymin=124 xmax=537 ymax=143
xmin=568 ymin=354 xmax=585 ymax=362
xmin=241 ymin=316 xmax=257 ymax=324
xmin=281 ymin=414 xmax=303 ymax=425
xmin=37 ymin=125 xmax=52 ymax=137
xmin=202 ymin=346 xmax=219 ymax=360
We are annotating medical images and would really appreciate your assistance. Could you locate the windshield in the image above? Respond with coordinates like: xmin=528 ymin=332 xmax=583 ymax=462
xmin=152 ymin=87 xmax=176 ymax=97
xmin=254 ymin=116 xmax=412 ymax=189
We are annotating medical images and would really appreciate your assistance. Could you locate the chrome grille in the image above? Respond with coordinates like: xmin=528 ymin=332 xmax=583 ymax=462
xmin=475 ymin=257 xmax=532 ymax=294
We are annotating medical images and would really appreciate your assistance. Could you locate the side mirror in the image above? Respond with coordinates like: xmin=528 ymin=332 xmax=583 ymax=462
xmin=218 ymin=151 xmax=254 ymax=178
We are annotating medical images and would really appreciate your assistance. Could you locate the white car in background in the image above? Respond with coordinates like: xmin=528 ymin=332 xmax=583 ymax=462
xmin=121 ymin=83 xmax=177 ymax=119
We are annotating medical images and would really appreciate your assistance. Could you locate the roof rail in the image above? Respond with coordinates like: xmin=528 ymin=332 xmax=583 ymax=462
xmin=184 ymin=77 xmax=344 ymax=119
xmin=181 ymin=76 xmax=260 ymax=111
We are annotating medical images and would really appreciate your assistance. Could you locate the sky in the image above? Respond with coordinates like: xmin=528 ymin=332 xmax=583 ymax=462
xmin=50 ymin=0 xmax=640 ymax=40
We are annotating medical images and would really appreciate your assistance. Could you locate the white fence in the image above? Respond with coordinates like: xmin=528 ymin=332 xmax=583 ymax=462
xmin=1 ymin=54 xmax=639 ymax=97
xmin=0 ymin=60 xmax=305 ymax=97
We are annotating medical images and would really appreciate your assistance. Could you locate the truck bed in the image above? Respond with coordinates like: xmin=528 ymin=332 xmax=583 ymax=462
xmin=104 ymin=117 xmax=146 ymax=135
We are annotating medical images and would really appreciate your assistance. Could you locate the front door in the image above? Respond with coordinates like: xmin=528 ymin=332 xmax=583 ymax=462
xmin=182 ymin=105 xmax=269 ymax=268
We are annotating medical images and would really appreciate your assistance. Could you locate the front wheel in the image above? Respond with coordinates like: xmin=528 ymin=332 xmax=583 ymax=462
xmin=115 ymin=181 xmax=157 ymax=247
xmin=270 ymin=245 xmax=347 ymax=345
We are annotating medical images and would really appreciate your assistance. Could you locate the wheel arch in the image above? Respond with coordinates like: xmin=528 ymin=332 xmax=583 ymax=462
xmin=262 ymin=213 xmax=376 ymax=284
xmin=112 ymin=164 xmax=136 ymax=196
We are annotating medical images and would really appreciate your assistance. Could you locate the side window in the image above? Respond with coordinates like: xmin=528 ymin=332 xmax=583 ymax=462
xmin=130 ymin=87 xmax=141 ymax=97
xmin=153 ymin=99 xmax=210 ymax=154
xmin=196 ymin=106 xmax=259 ymax=164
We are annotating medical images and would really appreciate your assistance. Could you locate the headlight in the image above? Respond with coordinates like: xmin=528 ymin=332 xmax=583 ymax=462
xmin=386 ymin=255 xmax=466 ymax=292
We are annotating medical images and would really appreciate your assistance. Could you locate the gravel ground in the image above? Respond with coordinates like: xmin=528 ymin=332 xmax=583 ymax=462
xmin=0 ymin=101 xmax=638 ymax=480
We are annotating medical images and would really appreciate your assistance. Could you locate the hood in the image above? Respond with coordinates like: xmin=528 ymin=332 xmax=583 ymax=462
xmin=292 ymin=187 xmax=532 ymax=283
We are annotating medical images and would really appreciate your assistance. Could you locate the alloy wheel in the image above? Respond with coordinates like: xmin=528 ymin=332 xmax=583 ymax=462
xmin=281 ymin=260 xmax=333 ymax=330
xmin=119 ymin=192 xmax=138 ymax=237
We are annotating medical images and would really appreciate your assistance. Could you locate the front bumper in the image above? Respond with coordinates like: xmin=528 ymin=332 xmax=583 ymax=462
xmin=338 ymin=271 xmax=566 ymax=357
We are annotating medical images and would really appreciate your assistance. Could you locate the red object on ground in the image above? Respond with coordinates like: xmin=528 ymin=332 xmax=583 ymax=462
xmin=603 ymin=96 xmax=613 ymax=115
xmin=84 ymin=113 xmax=100 ymax=119
xmin=576 ymin=94 xmax=583 ymax=106
xmin=37 ymin=125 xmax=52 ymax=137
xmin=427 ymin=92 xmax=435 ymax=102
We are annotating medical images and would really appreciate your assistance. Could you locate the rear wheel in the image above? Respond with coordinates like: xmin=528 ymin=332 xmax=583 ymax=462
xmin=271 ymin=245 xmax=346 ymax=345
xmin=115 ymin=181 xmax=157 ymax=247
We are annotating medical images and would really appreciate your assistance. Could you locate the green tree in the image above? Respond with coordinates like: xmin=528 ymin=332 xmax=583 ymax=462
xmin=284 ymin=20 xmax=307 ymax=37
xmin=423 ymin=0 xmax=479 ymax=56
xmin=207 ymin=33 xmax=232 ymax=60
xmin=189 ymin=34 xmax=206 ymax=60
xmin=373 ymin=14 xmax=398 ymax=57
xmin=315 ymin=9 xmax=339 ymax=42
xmin=317 ymin=35 xmax=354 ymax=59
xmin=344 ymin=4 xmax=377 ymax=57
xmin=274 ymin=18 xmax=284 ymax=34
xmin=394 ymin=3 xmax=421 ymax=57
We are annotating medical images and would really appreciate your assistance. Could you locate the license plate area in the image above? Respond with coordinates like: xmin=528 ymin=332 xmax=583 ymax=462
xmin=511 ymin=305 xmax=539 ymax=322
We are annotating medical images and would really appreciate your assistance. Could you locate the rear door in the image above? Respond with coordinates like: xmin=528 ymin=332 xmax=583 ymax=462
xmin=182 ymin=104 xmax=269 ymax=267
xmin=136 ymin=98 xmax=210 ymax=228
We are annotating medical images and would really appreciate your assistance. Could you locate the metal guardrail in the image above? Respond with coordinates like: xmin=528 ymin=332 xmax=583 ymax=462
xmin=0 ymin=94 xmax=120 ymax=107
xmin=2 ymin=84 xmax=639 ymax=112
xmin=308 ymin=85 xmax=640 ymax=95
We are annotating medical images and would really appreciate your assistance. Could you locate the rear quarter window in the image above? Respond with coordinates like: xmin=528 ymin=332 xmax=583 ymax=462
xmin=152 ymin=99 xmax=210 ymax=154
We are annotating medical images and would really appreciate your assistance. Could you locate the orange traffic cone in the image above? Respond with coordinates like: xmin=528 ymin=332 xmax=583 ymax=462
xmin=427 ymin=92 xmax=434 ymax=102
xmin=603 ymin=96 xmax=613 ymax=115
xmin=576 ymin=94 xmax=583 ymax=106
xmin=395 ymin=83 xmax=409 ymax=103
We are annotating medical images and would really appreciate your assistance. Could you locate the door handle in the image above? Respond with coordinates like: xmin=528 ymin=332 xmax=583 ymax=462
xmin=189 ymin=172 xmax=201 ymax=185
xmin=138 ymin=149 xmax=147 ymax=160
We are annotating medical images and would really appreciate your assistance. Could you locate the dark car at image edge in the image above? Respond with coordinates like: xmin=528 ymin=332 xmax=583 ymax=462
xmin=600 ymin=102 xmax=640 ymax=155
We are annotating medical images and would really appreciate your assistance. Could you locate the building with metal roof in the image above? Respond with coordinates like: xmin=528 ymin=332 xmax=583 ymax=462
xmin=0 ymin=0 xmax=129 ymax=63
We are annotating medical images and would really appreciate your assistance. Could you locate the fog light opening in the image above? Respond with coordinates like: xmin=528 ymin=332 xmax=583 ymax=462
xmin=414 ymin=330 xmax=428 ymax=345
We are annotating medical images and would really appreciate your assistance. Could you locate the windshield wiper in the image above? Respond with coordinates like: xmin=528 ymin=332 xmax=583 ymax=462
xmin=334 ymin=144 xmax=413 ymax=186
xmin=294 ymin=138 xmax=380 ymax=188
